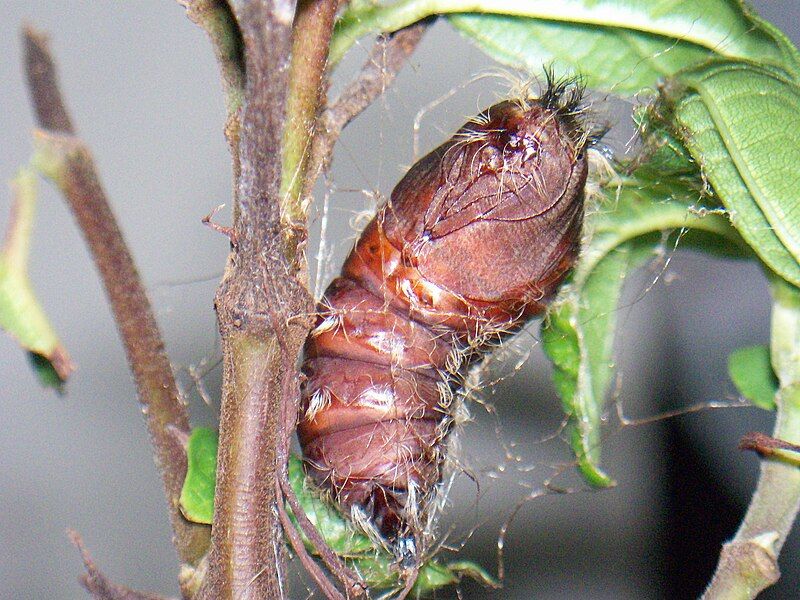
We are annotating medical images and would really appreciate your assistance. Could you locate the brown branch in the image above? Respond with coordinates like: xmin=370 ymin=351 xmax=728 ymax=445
xmin=740 ymin=431 xmax=800 ymax=460
xmin=69 ymin=530 xmax=174 ymax=600
xmin=22 ymin=28 xmax=210 ymax=567
xmin=194 ymin=1 xmax=317 ymax=598
xmin=302 ymin=20 xmax=430 ymax=201
xmin=23 ymin=26 xmax=74 ymax=134
xmin=230 ymin=0 xmax=296 ymax=244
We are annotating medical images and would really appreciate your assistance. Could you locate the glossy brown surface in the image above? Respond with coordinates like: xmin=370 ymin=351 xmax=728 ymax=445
xmin=298 ymin=88 xmax=589 ymax=560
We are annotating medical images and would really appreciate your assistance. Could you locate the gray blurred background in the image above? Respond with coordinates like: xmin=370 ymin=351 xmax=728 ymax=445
xmin=2 ymin=1 xmax=799 ymax=598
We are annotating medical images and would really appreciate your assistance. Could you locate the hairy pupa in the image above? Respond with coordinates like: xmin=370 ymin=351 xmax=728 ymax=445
xmin=298 ymin=78 xmax=590 ymax=565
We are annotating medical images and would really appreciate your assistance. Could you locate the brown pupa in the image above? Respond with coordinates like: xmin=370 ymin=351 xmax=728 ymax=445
xmin=298 ymin=78 xmax=591 ymax=564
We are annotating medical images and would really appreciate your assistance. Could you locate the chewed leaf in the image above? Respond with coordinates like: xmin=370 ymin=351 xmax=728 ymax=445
xmin=179 ymin=427 xmax=218 ymax=524
xmin=666 ymin=62 xmax=800 ymax=287
xmin=728 ymin=345 xmax=778 ymax=410
xmin=0 ymin=167 xmax=73 ymax=388
xmin=180 ymin=429 xmax=497 ymax=595
xmin=331 ymin=0 xmax=800 ymax=87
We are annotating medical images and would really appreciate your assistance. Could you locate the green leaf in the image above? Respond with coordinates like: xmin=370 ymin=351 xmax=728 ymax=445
xmin=728 ymin=345 xmax=778 ymax=410
xmin=330 ymin=0 xmax=800 ymax=91
xmin=542 ymin=308 xmax=579 ymax=411
xmin=544 ymin=243 xmax=648 ymax=487
xmin=0 ymin=167 xmax=73 ymax=388
xmin=449 ymin=13 xmax=710 ymax=96
xmin=28 ymin=352 xmax=65 ymax=389
xmin=180 ymin=428 xmax=498 ymax=595
xmin=578 ymin=176 xmax=747 ymax=284
xmin=665 ymin=61 xmax=800 ymax=287
xmin=179 ymin=427 xmax=218 ymax=524
xmin=286 ymin=451 xmax=375 ymax=555
xmin=542 ymin=169 xmax=746 ymax=487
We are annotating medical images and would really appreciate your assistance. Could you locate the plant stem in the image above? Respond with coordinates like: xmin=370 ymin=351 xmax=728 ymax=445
xmin=179 ymin=0 xmax=245 ymax=117
xmin=281 ymin=0 xmax=340 ymax=235
xmin=22 ymin=27 xmax=210 ymax=567
xmin=23 ymin=29 xmax=74 ymax=133
xmin=703 ymin=278 xmax=800 ymax=599
xmin=739 ymin=431 xmax=800 ymax=460
xmin=186 ymin=2 xmax=429 ymax=597
xmin=199 ymin=328 xmax=303 ymax=599
xmin=195 ymin=1 xmax=320 ymax=598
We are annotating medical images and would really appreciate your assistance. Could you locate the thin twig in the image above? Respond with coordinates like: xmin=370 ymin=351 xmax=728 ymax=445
xmin=279 ymin=469 xmax=366 ymax=596
xmin=276 ymin=481 xmax=346 ymax=600
xmin=201 ymin=204 xmax=238 ymax=247
xmin=302 ymin=20 xmax=430 ymax=202
xmin=23 ymin=27 xmax=74 ymax=134
xmin=178 ymin=0 xmax=245 ymax=203
xmin=740 ymin=431 xmax=800 ymax=460
xmin=393 ymin=563 xmax=420 ymax=600
xmin=22 ymin=27 xmax=210 ymax=566
xmin=281 ymin=0 xmax=340 ymax=227
xmin=69 ymin=530 xmax=174 ymax=600
xmin=178 ymin=0 xmax=244 ymax=116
